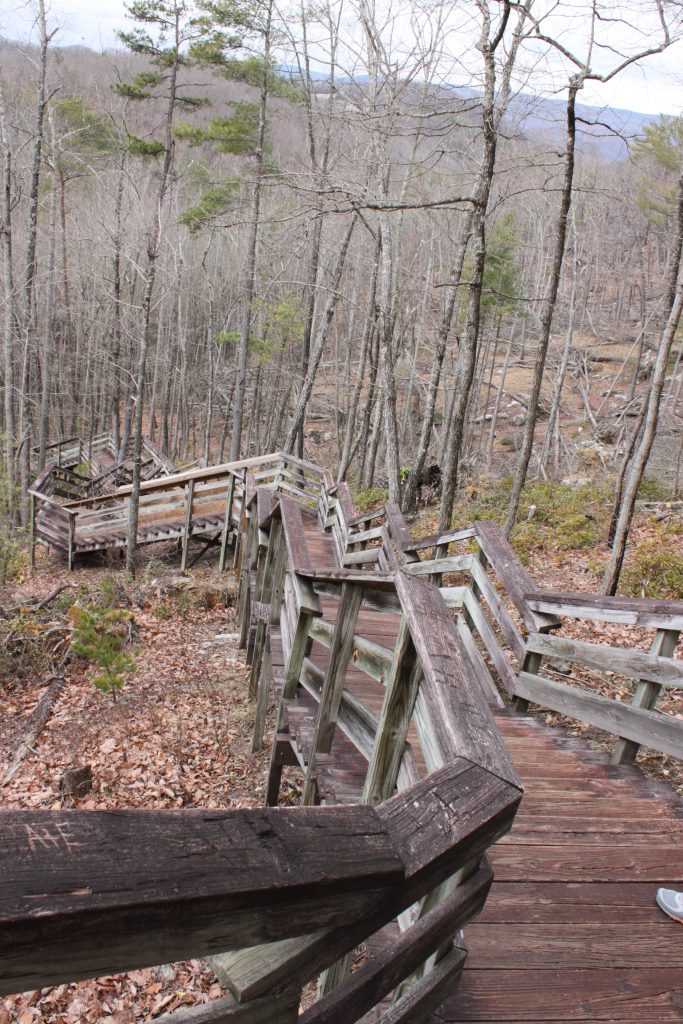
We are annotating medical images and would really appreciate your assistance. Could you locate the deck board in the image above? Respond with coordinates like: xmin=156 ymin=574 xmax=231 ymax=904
xmin=438 ymin=712 xmax=683 ymax=1022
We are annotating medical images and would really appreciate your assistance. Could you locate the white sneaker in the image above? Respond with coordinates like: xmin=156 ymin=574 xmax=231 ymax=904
xmin=656 ymin=888 xmax=683 ymax=923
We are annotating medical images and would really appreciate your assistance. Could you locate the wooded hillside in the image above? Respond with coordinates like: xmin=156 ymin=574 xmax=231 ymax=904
xmin=2 ymin=0 xmax=683 ymax=592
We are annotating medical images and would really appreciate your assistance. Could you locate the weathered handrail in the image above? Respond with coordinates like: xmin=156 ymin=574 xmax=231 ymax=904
xmin=3 ymin=455 xmax=522 ymax=1023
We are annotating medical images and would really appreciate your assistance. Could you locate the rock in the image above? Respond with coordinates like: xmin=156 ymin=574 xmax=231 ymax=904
xmin=60 ymin=765 xmax=93 ymax=798
xmin=548 ymin=658 xmax=572 ymax=675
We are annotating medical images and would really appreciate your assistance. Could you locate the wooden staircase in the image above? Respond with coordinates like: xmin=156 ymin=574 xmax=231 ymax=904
xmin=7 ymin=450 xmax=683 ymax=1023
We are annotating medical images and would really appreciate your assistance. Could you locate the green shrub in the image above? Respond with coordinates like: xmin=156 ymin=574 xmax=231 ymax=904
xmin=620 ymin=539 xmax=683 ymax=599
xmin=447 ymin=477 xmax=612 ymax=561
xmin=70 ymin=604 xmax=136 ymax=697
xmin=637 ymin=475 xmax=669 ymax=501
xmin=352 ymin=486 xmax=389 ymax=514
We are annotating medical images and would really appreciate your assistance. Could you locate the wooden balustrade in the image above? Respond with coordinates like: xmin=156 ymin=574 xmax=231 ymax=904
xmin=5 ymin=451 xmax=522 ymax=1023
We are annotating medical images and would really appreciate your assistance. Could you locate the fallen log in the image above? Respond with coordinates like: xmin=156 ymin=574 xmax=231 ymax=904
xmin=2 ymin=675 xmax=65 ymax=786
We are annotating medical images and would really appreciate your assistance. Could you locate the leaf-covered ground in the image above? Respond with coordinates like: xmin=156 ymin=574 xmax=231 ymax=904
xmin=2 ymin=502 xmax=683 ymax=1021
xmin=1 ymin=551 xmax=271 ymax=1023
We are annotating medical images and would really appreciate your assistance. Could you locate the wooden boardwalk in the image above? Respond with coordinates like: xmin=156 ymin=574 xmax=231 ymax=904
xmin=252 ymin=479 xmax=683 ymax=1023
xmin=447 ymin=711 xmax=683 ymax=1023
xmin=12 ymin=450 xmax=683 ymax=1023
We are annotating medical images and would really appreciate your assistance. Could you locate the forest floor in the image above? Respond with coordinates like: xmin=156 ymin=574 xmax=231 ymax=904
xmin=2 ymin=493 xmax=683 ymax=1022
xmin=0 ymin=547 xmax=268 ymax=1024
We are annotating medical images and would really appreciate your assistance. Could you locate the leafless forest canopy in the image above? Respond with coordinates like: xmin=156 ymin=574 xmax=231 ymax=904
xmin=2 ymin=0 xmax=683 ymax=589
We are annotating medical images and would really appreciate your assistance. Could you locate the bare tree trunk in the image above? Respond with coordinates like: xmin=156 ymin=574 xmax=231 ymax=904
xmin=20 ymin=0 xmax=51 ymax=514
xmin=504 ymin=81 xmax=579 ymax=537
xmin=603 ymin=268 xmax=683 ymax=594
xmin=540 ymin=218 xmax=578 ymax=476
xmin=337 ymin=241 xmax=380 ymax=481
xmin=229 ymin=0 xmax=272 ymax=462
xmin=283 ymin=215 xmax=357 ymax=453
xmin=0 ymin=80 xmax=16 ymax=504
xmin=485 ymin=328 xmax=514 ymax=470
xmin=38 ymin=114 xmax=58 ymax=470
xmin=126 ymin=21 xmax=180 ymax=573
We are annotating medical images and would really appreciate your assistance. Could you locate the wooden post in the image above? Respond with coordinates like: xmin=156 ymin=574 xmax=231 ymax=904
xmin=513 ymin=650 xmax=541 ymax=713
xmin=29 ymin=493 xmax=36 ymax=571
xmin=249 ymin=521 xmax=283 ymax=697
xmin=252 ymin=641 xmax=272 ymax=753
xmin=67 ymin=512 xmax=76 ymax=573
xmin=219 ymin=473 xmax=236 ymax=572
xmin=612 ymin=627 xmax=680 ymax=764
xmin=233 ymin=476 xmax=247 ymax=571
xmin=363 ymin=620 xmax=421 ymax=806
xmin=302 ymin=582 xmax=363 ymax=805
xmin=181 ymin=479 xmax=195 ymax=572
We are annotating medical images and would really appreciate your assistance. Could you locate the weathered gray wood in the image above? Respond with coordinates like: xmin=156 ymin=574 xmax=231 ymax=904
xmin=67 ymin=511 xmax=75 ymax=572
xmin=29 ymin=492 xmax=36 ymax=569
xmin=300 ymin=656 xmax=379 ymax=762
xmin=0 ymin=803 xmax=405 ymax=994
xmin=514 ymin=670 xmax=683 ymax=759
xmin=371 ymin=946 xmax=466 ymax=1024
xmin=403 ymin=554 xmax=475 ymax=577
xmin=395 ymin=573 xmax=520 ymax=787
xmin=402 ymin=525 xmax=478 ymax=553
xmin=476 ymin=521 xmax=559 ymax=632
xmin=454 ymin=616 xmax=504 ymax=709
xmin=462 ymin=589 xmax=517 ymax=698
xmin=304 ymin=583 xmax=363 ymax=794
xmin=343 ymin=547 xmax=381 ymax=566
xmin=438 ymin=586 xmax=468 ymax=609
xmin=252 ymin=638 xmax=272 ymax=753
xmin=526 ymin=590 xmax=683 ymax=629
xmin=148 ymin=989 xmax=301 ymax=1024
xmin=613 ymin=628 xmax=681 ymax=764
xmin=363 ymin=621 xmax=421 ymax=806
xmin=299 ymin=867 xmax=486 ymax=1024
xmin=526 ymin=630 xmax=683 ymax=688
xmin=309 ymin=618 xmax=394 ymax=682
xmin=219 ymin=473 xmax=237 ymax=572
xmin=468 ymin=559 xmax=525 ymax=665
xmin=266 ymin=604 xmax=318 ymax=805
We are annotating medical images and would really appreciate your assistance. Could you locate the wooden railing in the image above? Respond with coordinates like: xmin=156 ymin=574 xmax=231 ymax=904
xmin=6 ymin=452 xmax=523 ymax=1023
xmin=515 ymin=590 xmax=683 ymax=765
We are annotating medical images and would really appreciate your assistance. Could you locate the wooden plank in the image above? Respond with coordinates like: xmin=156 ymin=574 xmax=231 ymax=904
xmin=526 ymin=631 xmax=683 ymax=687
xmin=441 ymin=968 xmax=683 ymax=1020
xmin=219 ymin=472 xmax=237 ymax=572
xmin=465 ymin=921 xmax=683 ymax=968
xmin=377 ymin=759 xmax=521 ymax=887
xmin=526 ymin=589 xmax=683 ymax=630
xmin=395 ymin=573 xmax=520 ymax=787
xmin=310 ymin=584 xmax=363 ymax=755
xmin=490 ymin=843 xmax=683 ymax=882
xmin=280 ymin=496 xmax=313 ymax=571
xmin=372 ymin=947 xmax=466 ymax=1024
xmin=478 ymin=880 xmax=683 ymax=924
xmin=309 ymin=618 xmax=393 ymax=682
xmin=299 ymin=868 xmax=486 ymax=1024
xmin=403 ymin=554 xmax=475 ymax=577
xmin=614 ymin=627 xmax=680 ymax=765
xmin=469 ymin=559 xmax=526 ymax=665
xmin=363 ymin=621 xmax=421 ymax=805
xmin=402 ymin=525 xmax=478 ymax=553
xmin=462 ymin=589 xmax=517 ymax=698
xmin=455 ymin=616 xmax=505 ymax=709
xmin=0 ymin=804 xmax=405 ymax=994
xmin=514 ymin=670 xmax=683 ymax=760
xmin=476 ymin=521 xmax=560 ymax=632
xmin=155 ymin=990 xmax=298 ymax=1024
xmin=180 ymin=479 xmax=196 ymax=571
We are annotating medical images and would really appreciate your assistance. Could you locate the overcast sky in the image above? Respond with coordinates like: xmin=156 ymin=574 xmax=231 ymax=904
xmin=2 ymin=0 xmax=682 ymax=117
